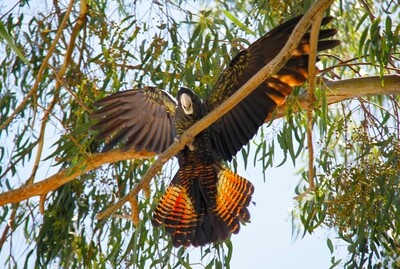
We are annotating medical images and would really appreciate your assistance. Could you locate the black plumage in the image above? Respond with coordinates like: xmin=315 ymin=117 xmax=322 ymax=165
xmin=91 ymin=15 xmax=339 ymax=247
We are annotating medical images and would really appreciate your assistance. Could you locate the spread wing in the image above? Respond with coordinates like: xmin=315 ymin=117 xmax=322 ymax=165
xmin=204 ymin=15 xmax=340 ymax=161
xmin=91 ymin=86 xmax=177 ymax=154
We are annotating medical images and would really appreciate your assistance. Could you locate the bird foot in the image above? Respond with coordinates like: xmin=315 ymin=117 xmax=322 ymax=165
xmin=174 ymin=135 xmax=195 ymax=151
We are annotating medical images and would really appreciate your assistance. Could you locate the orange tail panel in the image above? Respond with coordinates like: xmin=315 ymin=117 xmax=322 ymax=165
xmin=214 ymin=167 xmax=254 ymax=234
xmin=152 ymin=164 xmax=254 ymax=247
xmin=152 ymin=176 xmax=199 ymax=247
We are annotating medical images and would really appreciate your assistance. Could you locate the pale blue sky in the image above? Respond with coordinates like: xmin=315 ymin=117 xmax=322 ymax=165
xmin=232 ymin=157 xmax=333 ymax=268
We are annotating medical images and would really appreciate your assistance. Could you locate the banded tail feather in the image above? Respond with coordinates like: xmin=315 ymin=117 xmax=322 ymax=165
xmin=214 ymin=167 xmax=254 ymax=233
xmin=152 ymin=163 xmax=254 ymax=247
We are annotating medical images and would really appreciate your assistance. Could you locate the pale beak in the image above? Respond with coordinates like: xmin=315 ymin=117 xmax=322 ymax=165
xmin=180 ymin=93 xmax=193 ymax=115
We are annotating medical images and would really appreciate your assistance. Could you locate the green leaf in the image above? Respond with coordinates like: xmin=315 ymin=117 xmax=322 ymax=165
xmin=358 ymin=25 xmax=369 ymax=60
xmin=0 ymin=20 xmax=30 ymax=65
xmin=385 ymin=15 xmax=392 ymax=35
xmin=327 ymin=238 xmax=334 ymax=254
xmin=355 ymin=13 xmax=369 ymax=31
xmin=189 ymin=24 xmax=202 ymax=45
xmin=222 ymin=10 xmax=255 ymax=35
xmin=320 ymin=88 xmax=328 ymax=134
xmin=370 ymin=17 xmax=381 ymax=41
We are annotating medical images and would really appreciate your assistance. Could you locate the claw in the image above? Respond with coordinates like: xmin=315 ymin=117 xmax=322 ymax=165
xmin=188 ymin=142 xmax=195 ymax=151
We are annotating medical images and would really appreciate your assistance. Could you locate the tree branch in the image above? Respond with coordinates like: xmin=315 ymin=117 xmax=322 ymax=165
xmin=0 ymin=0 xmax=366 ymax=210
xmin=306 ymin=11 xmax=324 ymax=191
xmin=0 ymin=151 xmax=154 ymax=206
xmin=3 ymin=1 xmax=398 ymax=213
xmin=0 ymin=75 xmax=399 ymax=206
xmin=271 ymin=74 xmax=400 ymax=120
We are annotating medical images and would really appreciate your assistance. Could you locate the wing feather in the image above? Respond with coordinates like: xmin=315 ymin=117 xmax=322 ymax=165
xmin=225 ymin=107 xmax=251 ymax=146
xmin=150 ymin=116 xmax=165 ymax=153
xmin=91 ymin=86 xmax=177 ymax=154
xmin=205 ymin=15 xmax=339 ymax=161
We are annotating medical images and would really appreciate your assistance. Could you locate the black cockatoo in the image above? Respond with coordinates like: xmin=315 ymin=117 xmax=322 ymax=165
xmin=91 ymin=15 xmax=339 ymax=247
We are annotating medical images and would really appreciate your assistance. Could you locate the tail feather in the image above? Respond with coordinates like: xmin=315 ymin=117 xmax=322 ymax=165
xmin=151 ymin=175 xmax=199 ymax=245
xmin=152 ymin=163 xmax=254 ymax=247
xmin=214 ymin=166 xmax=254 ymax=233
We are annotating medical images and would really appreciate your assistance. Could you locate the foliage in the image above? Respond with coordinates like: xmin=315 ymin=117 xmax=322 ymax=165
xmin=0 ymin=0 xmax=399 ymax=268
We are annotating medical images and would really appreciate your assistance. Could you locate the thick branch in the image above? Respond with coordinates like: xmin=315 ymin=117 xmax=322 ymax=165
xmin=3 ymin=2 xmax=398 ymax=210
xmin=272 ymin=74 xmax=400 ymax=120
xmin=0 ymin=76 xmax=399 ymax=206
xmin=0 ymin=151 xmax=154 ymax=206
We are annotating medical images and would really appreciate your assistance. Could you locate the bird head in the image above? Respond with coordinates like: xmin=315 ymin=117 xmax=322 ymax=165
xmin=176 ymin=87 xmax=201 ymax=116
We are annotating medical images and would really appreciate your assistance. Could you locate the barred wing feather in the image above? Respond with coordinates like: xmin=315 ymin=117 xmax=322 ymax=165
xmin=205 ymin=15 xmax=340 ymax=161
xmin=91 ymin=86 xmax=177 ymax=154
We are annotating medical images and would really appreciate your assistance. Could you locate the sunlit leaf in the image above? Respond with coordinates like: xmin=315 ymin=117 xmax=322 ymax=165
xmin=0 ymin=20 xmax=30 ymax=65
xmin=222 ymin=10 xmax=255 ymax=35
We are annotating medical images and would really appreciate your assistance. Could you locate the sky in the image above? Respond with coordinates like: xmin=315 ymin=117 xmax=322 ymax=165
xmin=232 ymin=157 xmax=334 ymax=268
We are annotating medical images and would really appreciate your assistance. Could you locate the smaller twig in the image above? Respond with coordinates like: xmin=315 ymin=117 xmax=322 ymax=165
xmin=0 ymin=1 xmax=20 ymax=20
xmin=39 ymin=194 xmax=46 ymax=214
xmin=129 ymin=196 xmax=140 ymax=226
xmin=320 ymin=54 xmax=399 ymax=75
xmin=305 ymin=11 xmax=323 ymax=191
xmin=27 ymin=90 xmax=59 ymax=184
xmin=0 ymin=204 xmax=18 ymax=250
xmin=57 ymin=0 xmax=88 ymax=83
xmin=359 ymin=0 xmax=376 ymax=21
xmin=0 ymin=0 xmax=75 ymax=131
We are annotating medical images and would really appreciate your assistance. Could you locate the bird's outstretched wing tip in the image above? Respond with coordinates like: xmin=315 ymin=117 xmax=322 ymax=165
xmin=205 ymin=15 xmax=339 ymax=161
xmin=90 ymin=87 xmax=176 ymax=153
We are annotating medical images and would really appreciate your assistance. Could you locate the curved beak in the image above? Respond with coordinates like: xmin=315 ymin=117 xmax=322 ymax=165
xmin=180 ymin=93 xmax=193 ymax=115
